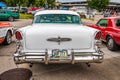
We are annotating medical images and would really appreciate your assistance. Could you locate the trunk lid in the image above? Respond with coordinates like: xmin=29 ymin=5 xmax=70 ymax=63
xmin=24 ymin=24 xmax=94 ymax=50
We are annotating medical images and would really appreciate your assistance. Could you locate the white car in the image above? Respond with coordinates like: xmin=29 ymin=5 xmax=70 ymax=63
xmin=14 ymin=10 xmax=103 ymax=65
xmin=0 ymin=22 xmax=13 ymax=45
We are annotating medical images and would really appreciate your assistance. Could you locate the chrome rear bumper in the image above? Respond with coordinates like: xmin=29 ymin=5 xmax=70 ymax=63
xmin=14 ymin=50 xmax=104 ymax=64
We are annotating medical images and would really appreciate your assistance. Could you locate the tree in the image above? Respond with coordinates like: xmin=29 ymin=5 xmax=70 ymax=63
xmin=35 ymin=0 xmax=45 ymax=7
xmin=47 ymin=0 xmax=55 ymax=8
xmin=40 ymin=0 xmax=45 ymax=7
xmin=5 ymin=0 xmax=28 ymax=7
xmin=88 ymin=0 xmax=110 ymax=10
xmin=16 ymin=0 xmax=29 ymax=7
xmin=28 ymin=0 xmax=35 ymax=7
xmin=5 ymin=0 xmax=56 ymax=8
xmin=5 ymin=0 xmax=15 ymax=6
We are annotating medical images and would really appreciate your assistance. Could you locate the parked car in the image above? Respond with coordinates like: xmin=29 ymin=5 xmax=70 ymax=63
xmin=0 ymin=9 xmax=19 ymax=21
xmin=20 ymin=7 xmax=28 ymax=14
xmin=14 ymin=10 xmax=103 ymax=65
xmin=27 ymin=7 xmax=40 ymax=14
xmin=31 ymin=8 xmax=44 ymax=15
xmin=7 ymin=7 xmax=19 ymax=13
xmin=0 ymin=22 xmax=13 ymax=45
xmin=88 ymin=17 xmax=120 ymax=51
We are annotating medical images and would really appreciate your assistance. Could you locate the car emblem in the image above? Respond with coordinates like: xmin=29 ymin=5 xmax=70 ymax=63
xmin=47 ymin=36 xmax=72 ymax=45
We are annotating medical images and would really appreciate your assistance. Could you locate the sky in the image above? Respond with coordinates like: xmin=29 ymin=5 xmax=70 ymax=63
xmin=57 ymin=0 xmax=120 ymax=3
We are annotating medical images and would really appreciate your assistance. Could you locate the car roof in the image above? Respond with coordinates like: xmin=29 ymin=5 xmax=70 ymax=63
xmin=35 ymin=10 xmax=79 ymax=16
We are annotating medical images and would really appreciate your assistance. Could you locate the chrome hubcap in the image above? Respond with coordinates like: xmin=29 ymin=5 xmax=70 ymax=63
xmin=108 ymin=38 xmax=113 ymax=49
xmin=9 ymin=17 xmax=13 ymax=21
xmin=7 ymin=33 xmax=12 ymax=44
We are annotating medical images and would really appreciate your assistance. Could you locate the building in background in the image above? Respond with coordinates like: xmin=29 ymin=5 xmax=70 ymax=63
xmin=58 ymin=0 xmax=120 ymax=13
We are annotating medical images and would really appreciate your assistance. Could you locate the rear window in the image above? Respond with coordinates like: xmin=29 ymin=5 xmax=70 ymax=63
xmin=33 ymin=14 xmax=82 ymax=24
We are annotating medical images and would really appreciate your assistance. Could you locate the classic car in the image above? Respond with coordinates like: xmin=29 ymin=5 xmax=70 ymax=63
xmin=7 ymin=7 xmax=19 ymax=13
xmin=14 ymin=10 xmax=103 ymax=65
xmin=0 ymin=22 xmax=13 ymax=45
xmin=88 ymin=16 xmax=120 ymax=51
xmin=27 ymin=7 xmax=40 ymax=14
xmin=0 ymin=9 xmax=19 ymax=22
xmin=20 ymin=7 xmax=28 ymax=14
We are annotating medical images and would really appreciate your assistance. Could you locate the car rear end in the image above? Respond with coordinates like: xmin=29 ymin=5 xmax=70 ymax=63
xmin=14 ymin=25 xmax=103 ymax=64
xmin=14 ymin=10 xmax=103 ymax=64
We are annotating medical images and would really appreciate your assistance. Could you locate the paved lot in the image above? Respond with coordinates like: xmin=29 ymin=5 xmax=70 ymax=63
xmin=0 ymin=19 xmax=120 ymax=80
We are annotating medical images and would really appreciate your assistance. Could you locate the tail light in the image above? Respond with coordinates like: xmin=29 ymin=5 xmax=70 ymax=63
xmin=95 ymin=31 xmax=101 ymax=40
xmin=15 ymin=31 xmax=22 ymax=40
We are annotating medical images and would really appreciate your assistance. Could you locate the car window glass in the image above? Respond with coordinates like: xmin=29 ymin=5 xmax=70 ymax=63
xmin=33 ymin=14 xmax=81 ymax=24
xmin=115 ymin=19 xmax=120 ymax=27
xmin=97 ymin=19 xmax=108 ymax=27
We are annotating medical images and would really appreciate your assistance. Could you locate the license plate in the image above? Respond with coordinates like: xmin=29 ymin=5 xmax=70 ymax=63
xmin=51 ymin=49 xmax=68 ymax=58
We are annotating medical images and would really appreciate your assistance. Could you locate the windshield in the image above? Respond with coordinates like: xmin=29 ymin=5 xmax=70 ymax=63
xmin=33 ymin=14 xmax=82 ymax=24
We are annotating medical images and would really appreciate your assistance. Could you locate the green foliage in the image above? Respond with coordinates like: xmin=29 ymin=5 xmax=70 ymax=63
xmin=47 ymin=0 xmax=55 ymax=8
xmin=39 ymin=0 xmax=45 ymax=7
xmin=35 ymin=0 xmax=45 ymax=7
xmin=20 ymin=13 xmax=33 ymax=19
xmin=5 ymin=0 xmax=55 ymax=8
xmin=5 ymin=0 xmax=16 ymax=6
xmin=88 ymin=0 xmax=110 ymax=10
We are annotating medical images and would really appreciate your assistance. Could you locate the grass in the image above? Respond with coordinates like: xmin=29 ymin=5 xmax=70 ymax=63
xmin=20 ymin=13 xmax=33 ymax=19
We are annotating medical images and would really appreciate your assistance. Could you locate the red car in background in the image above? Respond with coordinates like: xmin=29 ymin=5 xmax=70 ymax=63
xmin=27 ymin=7 xmax=40 ymax=14
xmin=88 ymin=16 xmax=120 ymax=51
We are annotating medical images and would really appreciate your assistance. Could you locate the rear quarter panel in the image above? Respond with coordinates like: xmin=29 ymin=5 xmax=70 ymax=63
xmin=0 ymin=22 xmax=13 ymax=39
